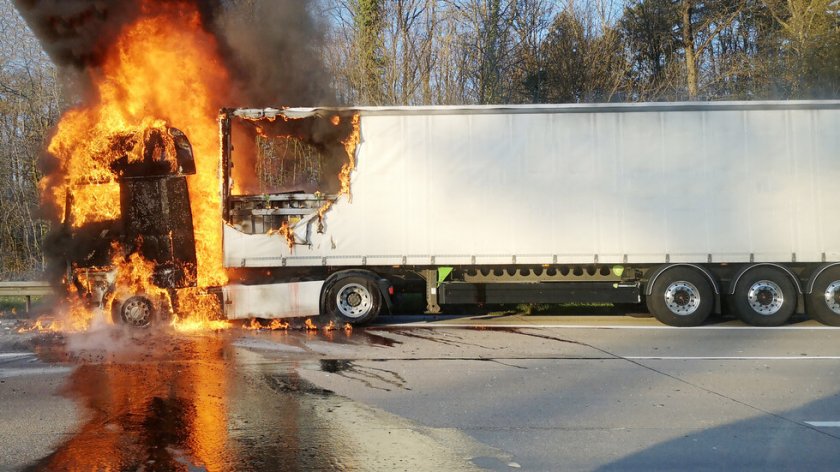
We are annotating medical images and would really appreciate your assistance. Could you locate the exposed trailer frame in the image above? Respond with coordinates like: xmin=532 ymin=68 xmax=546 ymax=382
xmin=218 ymin=101 xmax=840 ymax=327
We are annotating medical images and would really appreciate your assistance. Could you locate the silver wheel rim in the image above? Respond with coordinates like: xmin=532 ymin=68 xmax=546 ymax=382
xmin=747 ymin=280 xmax=784 ymax=315
xmin=122 ymin=297 xmax=152 ymax=326
xmin=824 ymin=281 xmax=840 ymax=315
xmin=336 ymin=283 xmax=373 ymax=319
xmin=664 ymin=281 xmax=700 ymax=316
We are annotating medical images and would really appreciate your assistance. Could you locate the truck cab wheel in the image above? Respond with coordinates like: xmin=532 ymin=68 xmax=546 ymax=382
xmin=325 ymin=275 xmax=382 ymax=325
xmin=807 ymin=267 xmax=840 ymax=326
xmin=113 ymin=295 xmax=156 ymax=328
xmin=732 ymin=267 xmax=796 ymax=327
xmin=646 ymin=267 xmax=713 ymax=327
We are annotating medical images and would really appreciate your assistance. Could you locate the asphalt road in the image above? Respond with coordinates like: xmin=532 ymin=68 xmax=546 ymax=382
xmin=2 ymin=314 xmax=840 ymax=471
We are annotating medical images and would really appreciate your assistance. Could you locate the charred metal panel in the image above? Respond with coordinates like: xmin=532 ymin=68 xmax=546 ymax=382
xmin=121 ymin=176 xmax=197 ymax=288
xmin=110 ymin=127 xmax=197 ymax=179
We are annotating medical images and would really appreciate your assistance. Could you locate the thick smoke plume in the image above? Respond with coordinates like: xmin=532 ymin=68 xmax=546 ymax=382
xmin=12 ymin=0 xmax=335 ymax=105
xmin=212 ymin=0 xmax=336 ymax=106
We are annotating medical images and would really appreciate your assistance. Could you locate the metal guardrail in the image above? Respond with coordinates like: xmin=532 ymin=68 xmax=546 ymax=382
xmin=0 ymin=281 xmax=53 ymax=313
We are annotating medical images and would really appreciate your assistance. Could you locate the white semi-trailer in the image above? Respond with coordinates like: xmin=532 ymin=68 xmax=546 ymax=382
xmin=218 ymin=101 xmax=840 ymax=327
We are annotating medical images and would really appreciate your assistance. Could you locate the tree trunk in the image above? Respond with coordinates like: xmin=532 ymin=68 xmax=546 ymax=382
xmin=682 ymin=0 xmax=699 ymax=99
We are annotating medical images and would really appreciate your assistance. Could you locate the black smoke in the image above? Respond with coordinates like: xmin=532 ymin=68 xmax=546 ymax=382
xmin=12 ymin=0 xmax=336 ymax=105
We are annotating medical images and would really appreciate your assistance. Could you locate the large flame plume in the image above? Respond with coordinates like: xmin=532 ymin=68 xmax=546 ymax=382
xmin=41 ymin=1 xmax=229 ymax=330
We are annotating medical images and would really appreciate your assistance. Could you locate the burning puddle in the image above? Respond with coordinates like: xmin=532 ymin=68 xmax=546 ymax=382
xmin=22 ymin=327 xmax=494 ymax=471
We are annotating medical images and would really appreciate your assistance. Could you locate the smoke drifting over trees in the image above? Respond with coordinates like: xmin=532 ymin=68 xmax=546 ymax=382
xmin=1 ymin=0 xmax=839 ymax=279
xmin=11 ymin=0 xmax=335 ymax=104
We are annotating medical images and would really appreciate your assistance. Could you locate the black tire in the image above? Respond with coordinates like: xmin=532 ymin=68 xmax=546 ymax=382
xmin=324 ymin=275 xmax=382 ymax=325
xmin=646 ymin=267 xmax=714 ymax=327
xmin=732 ymin=267 xmax=796 ymax=327
xmin=113 ymin=295 xmax=155 ymax=328
xmin=807 ymin=267 xmax=840 ymax=326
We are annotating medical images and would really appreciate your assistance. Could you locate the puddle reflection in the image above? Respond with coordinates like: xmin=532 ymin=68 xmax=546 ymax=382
xmin=25 ymin=328 xmax=407 ymax=471
xmin=22 ymin=326 xmax=499 ymax=471
xmin=29 ymin=335 xmax=230 ymax=471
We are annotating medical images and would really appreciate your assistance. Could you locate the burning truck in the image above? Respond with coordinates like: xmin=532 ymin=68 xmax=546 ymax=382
xmin=48 ymin=101 xmax=840 ymax=329
xmin=14 ymin=1 xmax=840 ymax=330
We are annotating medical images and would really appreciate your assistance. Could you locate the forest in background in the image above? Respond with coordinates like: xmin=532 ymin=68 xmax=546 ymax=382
xmin=0 ymin=0 xmax=838 ymax=279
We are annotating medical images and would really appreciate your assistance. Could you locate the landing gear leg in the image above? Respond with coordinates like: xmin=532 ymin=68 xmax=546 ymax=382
xmin=423 ymin=269 xmax=441 ymax=314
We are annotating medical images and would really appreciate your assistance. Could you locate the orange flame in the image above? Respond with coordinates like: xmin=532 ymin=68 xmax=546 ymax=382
xmin=243 ymin=318 xmax=263 ymax=330
xmin=241 ymin=318 xmax=291 ymax=331
xmin=267 ymin=220 xmax=296 ymax=250
xmin=304 ymin=318 xmax=317 ymax=331
xmin=314 ymin=113 xmax=360 ymax=232
xmin=338 ymin=114 xmax=360 ymax=202
xmin=324 ymin=321 xmax=337 ymax=331
xmin=343 ymin=323 xmax=353 ymax=334
xmin=43 ymin=1 xmax=232 ymax=331
xmin=17 ymin=319 xmax=63 ymax=333
xmin=269 ymin=319 xmax=290 ymax=330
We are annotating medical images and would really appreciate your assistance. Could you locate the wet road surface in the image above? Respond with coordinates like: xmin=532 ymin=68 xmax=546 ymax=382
xmin=2 ymin=315 xmax=840 ymax=471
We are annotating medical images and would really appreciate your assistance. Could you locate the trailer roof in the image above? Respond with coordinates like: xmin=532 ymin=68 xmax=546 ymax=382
xmin=229 ymin=100 xmax=840 ymax=120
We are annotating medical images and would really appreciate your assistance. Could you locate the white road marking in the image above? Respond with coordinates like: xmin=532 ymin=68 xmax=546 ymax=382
xmin=0 ymin=353 xmax=34 ymax=359
xmin=627 ymin=356 xmax=840 ymax=360
xmin=805 ymin=421 xmax=840 ymax=427
xmin=375 ymin=322 xmax=840 ymax=330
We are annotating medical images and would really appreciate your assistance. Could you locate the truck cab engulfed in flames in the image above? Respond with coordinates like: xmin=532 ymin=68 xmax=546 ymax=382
xmin=65 ymin=126 xmax=199 ymax=327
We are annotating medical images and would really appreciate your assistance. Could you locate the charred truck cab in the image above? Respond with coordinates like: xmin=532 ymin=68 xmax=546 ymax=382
xmin=218 ymin=102 xmax=840 ymax=328
xmin=65 ymin=127 xmax=198 ymax=327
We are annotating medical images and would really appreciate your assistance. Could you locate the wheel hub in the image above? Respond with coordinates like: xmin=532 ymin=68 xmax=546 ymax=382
xmin=121 ymin=296 xmax=153 ymax=327
xmin=747 ymin=280 xmax=783 ymax=315
xmin=756 ymin=289 xmax=774 ymax=305
xmin=824 ymin=281 xmax=840 ymax=315
xmin=664 ymin=281 xmax=700 ymax=315
xmin=673 ymin=289 xmax=691 ymax=306
xmin=336 ymin=283 xmax=373 ymax=319
xmin=347 ymin=292 xmax=362 ymax=307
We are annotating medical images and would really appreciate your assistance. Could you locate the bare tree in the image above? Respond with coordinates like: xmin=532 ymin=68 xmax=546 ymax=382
xmin=762 ymin=0 xmax=840 ymax=97
xmin=0 ymin=0 xmax=62 ymax=279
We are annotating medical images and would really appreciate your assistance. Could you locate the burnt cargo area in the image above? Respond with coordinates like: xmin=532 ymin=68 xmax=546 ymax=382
xmin=221 ymin=109 xmax=358 ymax=235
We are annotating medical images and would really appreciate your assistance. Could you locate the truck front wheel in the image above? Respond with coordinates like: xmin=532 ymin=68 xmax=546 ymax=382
xmin=112 ymin=295 xmax=156 ymax=328
xmin=325 ymin=275 xmax=382 ymax=325
xmin=646 ymin=267 xmax=713 ymax=327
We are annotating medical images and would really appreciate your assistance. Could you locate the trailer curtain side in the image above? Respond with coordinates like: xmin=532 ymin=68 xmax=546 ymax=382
xmin=223 ymin=103 xmax=840 ymax=268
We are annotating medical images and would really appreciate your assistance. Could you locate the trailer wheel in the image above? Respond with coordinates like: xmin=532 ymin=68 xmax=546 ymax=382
xmin=807 ymin=267 xmax=840 ymax=326
xmin=113 ymin=295 xmax=155 ymax=328
xmin=732 ymin=267 xmax=796 ymax=327
xmin=325 ymin=275 xmax=382 ymax=325
xmin=646 ymin=267 xmax=713 ymax=326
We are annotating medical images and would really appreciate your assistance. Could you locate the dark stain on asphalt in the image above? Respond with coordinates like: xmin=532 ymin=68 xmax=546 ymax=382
xmin=320 ymin=359 xmax=354 ymax=373
xmin=318 ymin=359 xmax=409 ymax=392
